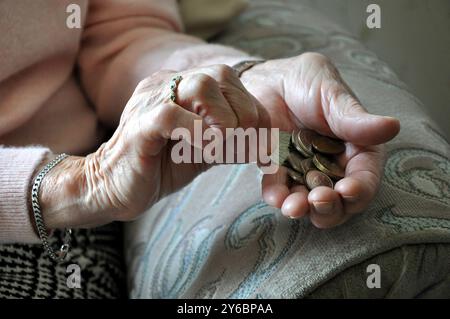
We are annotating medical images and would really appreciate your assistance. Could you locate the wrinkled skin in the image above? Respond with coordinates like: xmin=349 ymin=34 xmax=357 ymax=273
xmin=241 ymin=53 xmax=400 ymax=227
xmin=45 ymin=52 xmax=399 ymax=229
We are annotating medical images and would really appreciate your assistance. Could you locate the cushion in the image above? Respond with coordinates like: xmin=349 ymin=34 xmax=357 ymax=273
xmin=179 ymin=0 xmax=248 ymax=39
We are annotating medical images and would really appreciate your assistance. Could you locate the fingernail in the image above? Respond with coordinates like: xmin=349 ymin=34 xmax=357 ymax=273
xmin=281 ymin=207 xmax=292 ymax=218
xmin=288 ymin=214 xmax=302 ymax=220
xmin=342 ymin=195 xmax=358 ymax=203
xmin=382 ymin=116 xmax=400 ymax=123
xmin=281 ymin=205 xmax=298 ymax=219
xmin=312 ymin=201 xmax=334 ymax=215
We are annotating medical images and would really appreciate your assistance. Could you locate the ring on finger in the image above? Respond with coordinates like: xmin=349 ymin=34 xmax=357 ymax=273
xmin=169 ymin=75 xmax=183 ymax=102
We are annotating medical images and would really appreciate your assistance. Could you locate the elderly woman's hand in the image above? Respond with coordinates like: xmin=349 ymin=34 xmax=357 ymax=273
xmin=38 ymin=53 xmax=400 ymax=232
xmin=240 ymin=52 xmax=401 ymax=228
xmin=38 ymin=65 xmax=269 ymax=229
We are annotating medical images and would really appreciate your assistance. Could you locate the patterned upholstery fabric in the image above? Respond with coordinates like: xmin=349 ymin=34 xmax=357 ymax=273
xmin=307 ymin=243 xmax=450 ymax=298
xmin=125 ymin=0 xmax=450 ymax=298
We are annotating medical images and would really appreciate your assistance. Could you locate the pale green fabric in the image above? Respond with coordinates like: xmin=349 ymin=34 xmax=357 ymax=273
xmin=124 ymin=0 xmax=450 ymax=298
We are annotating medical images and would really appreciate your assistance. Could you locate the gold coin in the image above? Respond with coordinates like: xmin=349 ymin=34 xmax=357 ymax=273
xmin=312 ymin=135 xmax=345 ymax=155
xmin=287 ymin=152 xmax=304 ymax=173
xmin=305 ymin=170 xmax=334 ymax=190
xmin=287 ymin=168 xmax=305 ymax=185
xmin=312 ymin=154 xmax=345 ymax=179
xmin=291 ymin=129 xmax=315 ymax=157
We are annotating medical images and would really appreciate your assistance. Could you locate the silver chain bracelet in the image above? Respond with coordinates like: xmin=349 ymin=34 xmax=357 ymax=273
xmin=31 ymin=153 xmax=72 ymax=262
xmin=232 ymin=59 xmax=266 ymax=77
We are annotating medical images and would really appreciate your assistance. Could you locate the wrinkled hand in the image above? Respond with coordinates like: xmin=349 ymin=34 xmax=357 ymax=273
xmin=74 ymin=64 xmax=269 ymax=225
xmin=241 ymin=53 xmax=400 ymax=228
xmin=40 ymin=64 xmax=272 ymax=229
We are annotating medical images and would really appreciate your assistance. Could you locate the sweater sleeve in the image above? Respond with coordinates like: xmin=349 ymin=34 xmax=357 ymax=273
xmin=0 ymin=146 xmax=50 ymax=243
xmin=78 ymin=0 xmax=250 ymax=128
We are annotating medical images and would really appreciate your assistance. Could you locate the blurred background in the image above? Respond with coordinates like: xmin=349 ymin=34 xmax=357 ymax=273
xmin=301 ymin=0 xmax=450 ymax=139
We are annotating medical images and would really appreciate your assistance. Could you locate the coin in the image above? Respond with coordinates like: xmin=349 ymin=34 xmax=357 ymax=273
xmin=305 ymin=170 xmax=334 ymax=190
xmin=275 ymin=128 xmax=347 ymax=185
xmin=287 ymin=152 xmax=305 ymax=173
xmin=312 ymin=153 xmax=345 ymax=179
xmin=287 ymin=168 xmax=305 ymax=185
xmin=291 ymin=129 xmax=315 ymax=157
xmin=312 ymin=135 xmax=345 ymax=155
xmin=300 ymin=158 xmax=315 ymax=174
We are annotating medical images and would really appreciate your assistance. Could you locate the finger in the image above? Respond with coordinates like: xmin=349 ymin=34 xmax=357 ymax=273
xmin=139 ymin=102 xmax=207 ymax=156
xmin=252 ymin=95 xmax=272 ymax=129
xmin=334 ymin=145 xmax=384 ymax=214
xmin=308 ymin=186 xmax=346 ymax=229
xmin=281 ymin=185 xmax=310 ymax=219
xmin=262 ymin=166 xmax=290 ymax=209
xmin=334 ymin=177 xmax=369 ymax=214
xmin=176 ymin=73 xmax=238 ymax=132
xmin=325 ymin=76 xmax=400 ymax=145
xmin=199 ymin=65 xmax=260 ymax=129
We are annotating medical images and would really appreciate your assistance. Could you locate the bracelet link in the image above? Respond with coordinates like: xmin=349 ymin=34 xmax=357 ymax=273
xmin=31 ymin=153 xmax=72 ymax=263
xmin=232 ymin=59 xmax=266 ymax=77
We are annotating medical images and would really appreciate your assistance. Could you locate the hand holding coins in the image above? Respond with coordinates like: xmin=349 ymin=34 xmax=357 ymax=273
xmin=241 ymin=53 xmax=400 ymax=227
xmin=272 ymin=129 xmax=346 ymax=191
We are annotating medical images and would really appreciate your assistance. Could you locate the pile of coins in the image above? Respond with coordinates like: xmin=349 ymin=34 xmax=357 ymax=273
xmin=272 ymin=129 xmax=346 ymax=190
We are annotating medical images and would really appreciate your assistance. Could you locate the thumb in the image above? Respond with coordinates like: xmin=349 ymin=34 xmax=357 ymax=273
xmin=325 ymin=84 xmax=400 ymax=146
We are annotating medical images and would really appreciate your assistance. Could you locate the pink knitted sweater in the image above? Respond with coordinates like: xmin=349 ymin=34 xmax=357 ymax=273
xmin=0 ymin=0 xmax=248 ymax=243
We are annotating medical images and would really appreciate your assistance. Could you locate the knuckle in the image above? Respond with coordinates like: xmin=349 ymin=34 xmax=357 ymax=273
xmin=191 ymin=73 xmax=217 ymax=91
xmin=211 ymin=64 xmax=236 ymax=82
xmin=136 ymin=77 xmax=153 ymax=91
xmin=301 ymin=52 xmax=331 ymax=65
xmin=136 ymin=70 xmax=173 ymax=92
xmin=192 ymin=99 xmax=208 ymax=115
xmin=301 ymin=52 xmax=341 ymax=78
